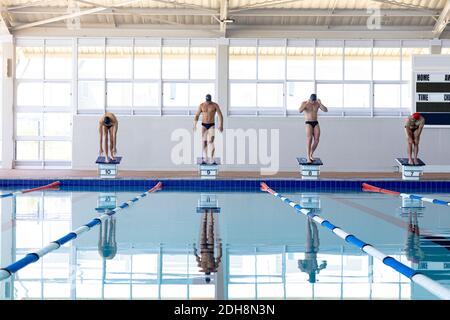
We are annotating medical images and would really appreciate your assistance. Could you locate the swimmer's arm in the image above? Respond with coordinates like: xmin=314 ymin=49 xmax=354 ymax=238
xmin=216 ymin=104 xmax=224 ymax=132
xmin=416 ymin=122 xmax=425 ymax=137
xmin=299 ymin=102 xmax=307 ymax=113
xmin=98 ymin=122 xmax=103 ymax=155
xmin=193 ymin=105 xmax=202 ymax=131
xmin=318 ymin=99 xmax=328 ymax=112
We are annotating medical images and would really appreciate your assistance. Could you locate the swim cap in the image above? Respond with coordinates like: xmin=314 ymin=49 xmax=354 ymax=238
xmin=206 ymin=94 xmax=212 ymax=102
xmin=310 ymin=94 xmax=317 ymax=101
xmin=412 ymin=112 xmax=421 ymax=120
xmin=103 ymin=116 xmax=112 ymax=127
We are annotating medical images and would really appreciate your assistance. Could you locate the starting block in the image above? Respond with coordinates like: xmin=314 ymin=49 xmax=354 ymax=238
xmin=297 ymin=157 xmax=323 ymax=180
xmin=395 ymin=158 xmax=425 ymax=181
xmin=196 ymin=194 xmax=221 ymax=213
xmin=197 ymin=158 xmax=221 ymax=180
xmin=96 ymin=156 xmax=122 ymax=179
xmin=95 ymin=193 xmax=117 ymax=212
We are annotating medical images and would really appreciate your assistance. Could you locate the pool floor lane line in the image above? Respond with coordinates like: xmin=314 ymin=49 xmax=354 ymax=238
xmin=0 ymin=181 xmax=163 ymax=282
xmin=260 ymin=182 xmax=450 ymax=300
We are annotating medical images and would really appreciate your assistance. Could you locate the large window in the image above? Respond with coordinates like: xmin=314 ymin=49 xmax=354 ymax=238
xmin=77 ymin=39 xmax=216 ymax=115
xmin=15 ymin=40 xmax=73 ymax=167
xmin=229 ymin=40 xmax=429 ymax=116
xmin=14 ymin=38 xmax=217 ymax=167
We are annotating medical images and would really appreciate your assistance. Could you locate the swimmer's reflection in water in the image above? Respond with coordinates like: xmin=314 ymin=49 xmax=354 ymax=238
xmin=298 ymin=218 xmax=327 ymax=283
xmin=404 ymin=211 xmax=425 ymax=264
xmin=193 ymin=209 xmax=222 ymax=283
xmin=98 ymin=216 xmax=117 ymax=260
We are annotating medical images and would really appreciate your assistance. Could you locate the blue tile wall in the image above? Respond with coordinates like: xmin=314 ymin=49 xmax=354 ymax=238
xmin=2 ymin=178 xmax=450 ymax=193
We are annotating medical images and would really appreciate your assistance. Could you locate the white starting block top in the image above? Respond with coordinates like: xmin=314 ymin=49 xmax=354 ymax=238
xmin=96 ymin=156 xmax=122 ymax=179
xmin=395 ymin=158 xmax=425 ymax=181
xmin=197 ymin=158 xmax=221 ymax=180
xmin=297 ymin=157 xmax=323 ymax=180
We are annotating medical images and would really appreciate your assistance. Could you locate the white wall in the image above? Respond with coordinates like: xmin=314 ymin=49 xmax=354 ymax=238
xmin=72 ymin=115 xmax=450 ymax=172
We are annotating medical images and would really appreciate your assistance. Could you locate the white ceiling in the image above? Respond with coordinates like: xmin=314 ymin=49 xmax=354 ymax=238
xmin=1 ymin=0 xmax=449 ymax=39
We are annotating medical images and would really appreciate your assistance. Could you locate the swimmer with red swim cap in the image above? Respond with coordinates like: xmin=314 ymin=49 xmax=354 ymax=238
xmin=404 ymin=112 xmax=425 ymax=165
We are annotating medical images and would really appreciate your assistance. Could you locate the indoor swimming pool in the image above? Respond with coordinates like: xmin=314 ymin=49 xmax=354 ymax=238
xmin=0 ymin=181 xmax=449 ymax=300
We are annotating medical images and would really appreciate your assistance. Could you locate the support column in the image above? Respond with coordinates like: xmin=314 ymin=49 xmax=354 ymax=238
xmin=430 ymin=38 xmax=442 ymax=54
xmin=215 ymin=38 xmax=229 ymax=167
xmin=0 ymin=198 xmax=14 ymax=299
xmin=216 ymin=38 xmax=229 ymax=117
xmin=1 ymin=36 xmax=14 ymax=169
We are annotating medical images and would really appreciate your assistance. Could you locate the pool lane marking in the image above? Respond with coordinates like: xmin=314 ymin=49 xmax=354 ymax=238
xmin=260 ymin=182 xmax=450 ymax=300
xmin=363 ymin=183 xmax=450 ymax=208
xmin=0 ymin=181 xmax=163 ymax=282
xmin=0 ymin=181 xmax=60 ymax=199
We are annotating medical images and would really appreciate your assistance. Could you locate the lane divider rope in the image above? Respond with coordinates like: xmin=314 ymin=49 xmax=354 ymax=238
xmin=0 ymin=181 xmax=61 ymax=199
xmin=363 ymin=183 xmax=450 ymax=207
xmin=260 ymin=182 xmax=450 ymax=300
xmin=0 ymin=181 xmax=163 ymax=282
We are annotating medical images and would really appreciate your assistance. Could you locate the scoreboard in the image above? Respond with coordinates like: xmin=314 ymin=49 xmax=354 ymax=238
xmin=415 ymin=72 xmax=450 ymax=125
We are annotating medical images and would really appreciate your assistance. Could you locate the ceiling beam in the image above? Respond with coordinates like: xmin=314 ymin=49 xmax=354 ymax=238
xmin=369 ymin=0 xmax=435 ymax=12
xmin=12 ymin=24 xmax=436 ymax=40
xmin=11 ymin=0 xmax=142 ymax=31
xmin=433 ymin=0 xmax=450 ymax=38
xmin=0 ymin=7 xmax=11 ymax=35
xmin=144 ymin=0 xmax=216 ymax=14
xmin=229 ymin=0 xmax=303 ymax=13
xmin=6 ymin=7 xmax=439 ymax=17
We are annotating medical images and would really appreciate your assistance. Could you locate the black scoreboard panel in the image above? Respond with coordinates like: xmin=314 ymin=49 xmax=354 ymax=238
xmin=415 ymin=72 xmax=450 ymax=125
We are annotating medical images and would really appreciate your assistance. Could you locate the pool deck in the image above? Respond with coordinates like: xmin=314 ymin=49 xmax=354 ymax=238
xmin=1 ymin=169 xmax=450 ymax=180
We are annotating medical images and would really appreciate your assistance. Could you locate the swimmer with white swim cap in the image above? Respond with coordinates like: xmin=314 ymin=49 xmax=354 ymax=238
xmin=98 ymin=112 xmax=118 ymax=163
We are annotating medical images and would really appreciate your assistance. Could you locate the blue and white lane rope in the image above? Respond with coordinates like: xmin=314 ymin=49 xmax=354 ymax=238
xmin=261 ymin=182 xmax=450 ymax=300
xmin=0 ymin=181 xmax=163 ymax=282
xmin=363 ymin=183 xmax=450 ymax=207
xmin=0 ymin=181 xmax=60 ymax=199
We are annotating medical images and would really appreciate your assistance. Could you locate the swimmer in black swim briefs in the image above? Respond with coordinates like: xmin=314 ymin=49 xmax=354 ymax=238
xmin=299 ymin=94 xmax=328 ymax=163
xmin=305 ymin=121 xmax=319 ymax=129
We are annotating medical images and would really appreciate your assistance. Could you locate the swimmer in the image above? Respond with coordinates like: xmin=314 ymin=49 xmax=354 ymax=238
xmin=299 ymin=94 xmax=328 ymax=164
xmin=404 ymin=112 xmax=425 ymax=165
xmin=193 ymin=94 xmax=224 ymax=165
xmin=98 ymin=112 xmax=118 ymax=163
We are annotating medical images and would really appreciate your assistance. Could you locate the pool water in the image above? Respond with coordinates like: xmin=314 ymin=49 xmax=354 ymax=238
xmin=0 ymin=189 xmax=449 ymax=300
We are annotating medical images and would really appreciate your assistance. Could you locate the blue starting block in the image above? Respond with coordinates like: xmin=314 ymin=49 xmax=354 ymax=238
xmin=395 ymin=158 xmax=425 ymax=181
xmin=196 ymin=194 xmax=221 ymax=213
xmin=95 ymin=193 xmax=117 ymax=212
xmin=96 ymin=156 xmax=122 ymax=179
xmin=197 ymin=158 xmax=221 ymax=179
xmin=297 ymin=157 xmax=323 ymax=180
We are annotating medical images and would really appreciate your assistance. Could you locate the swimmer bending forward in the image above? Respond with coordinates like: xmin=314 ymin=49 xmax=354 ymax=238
xmin=98 ymin=112 xmax=118 ymax=163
